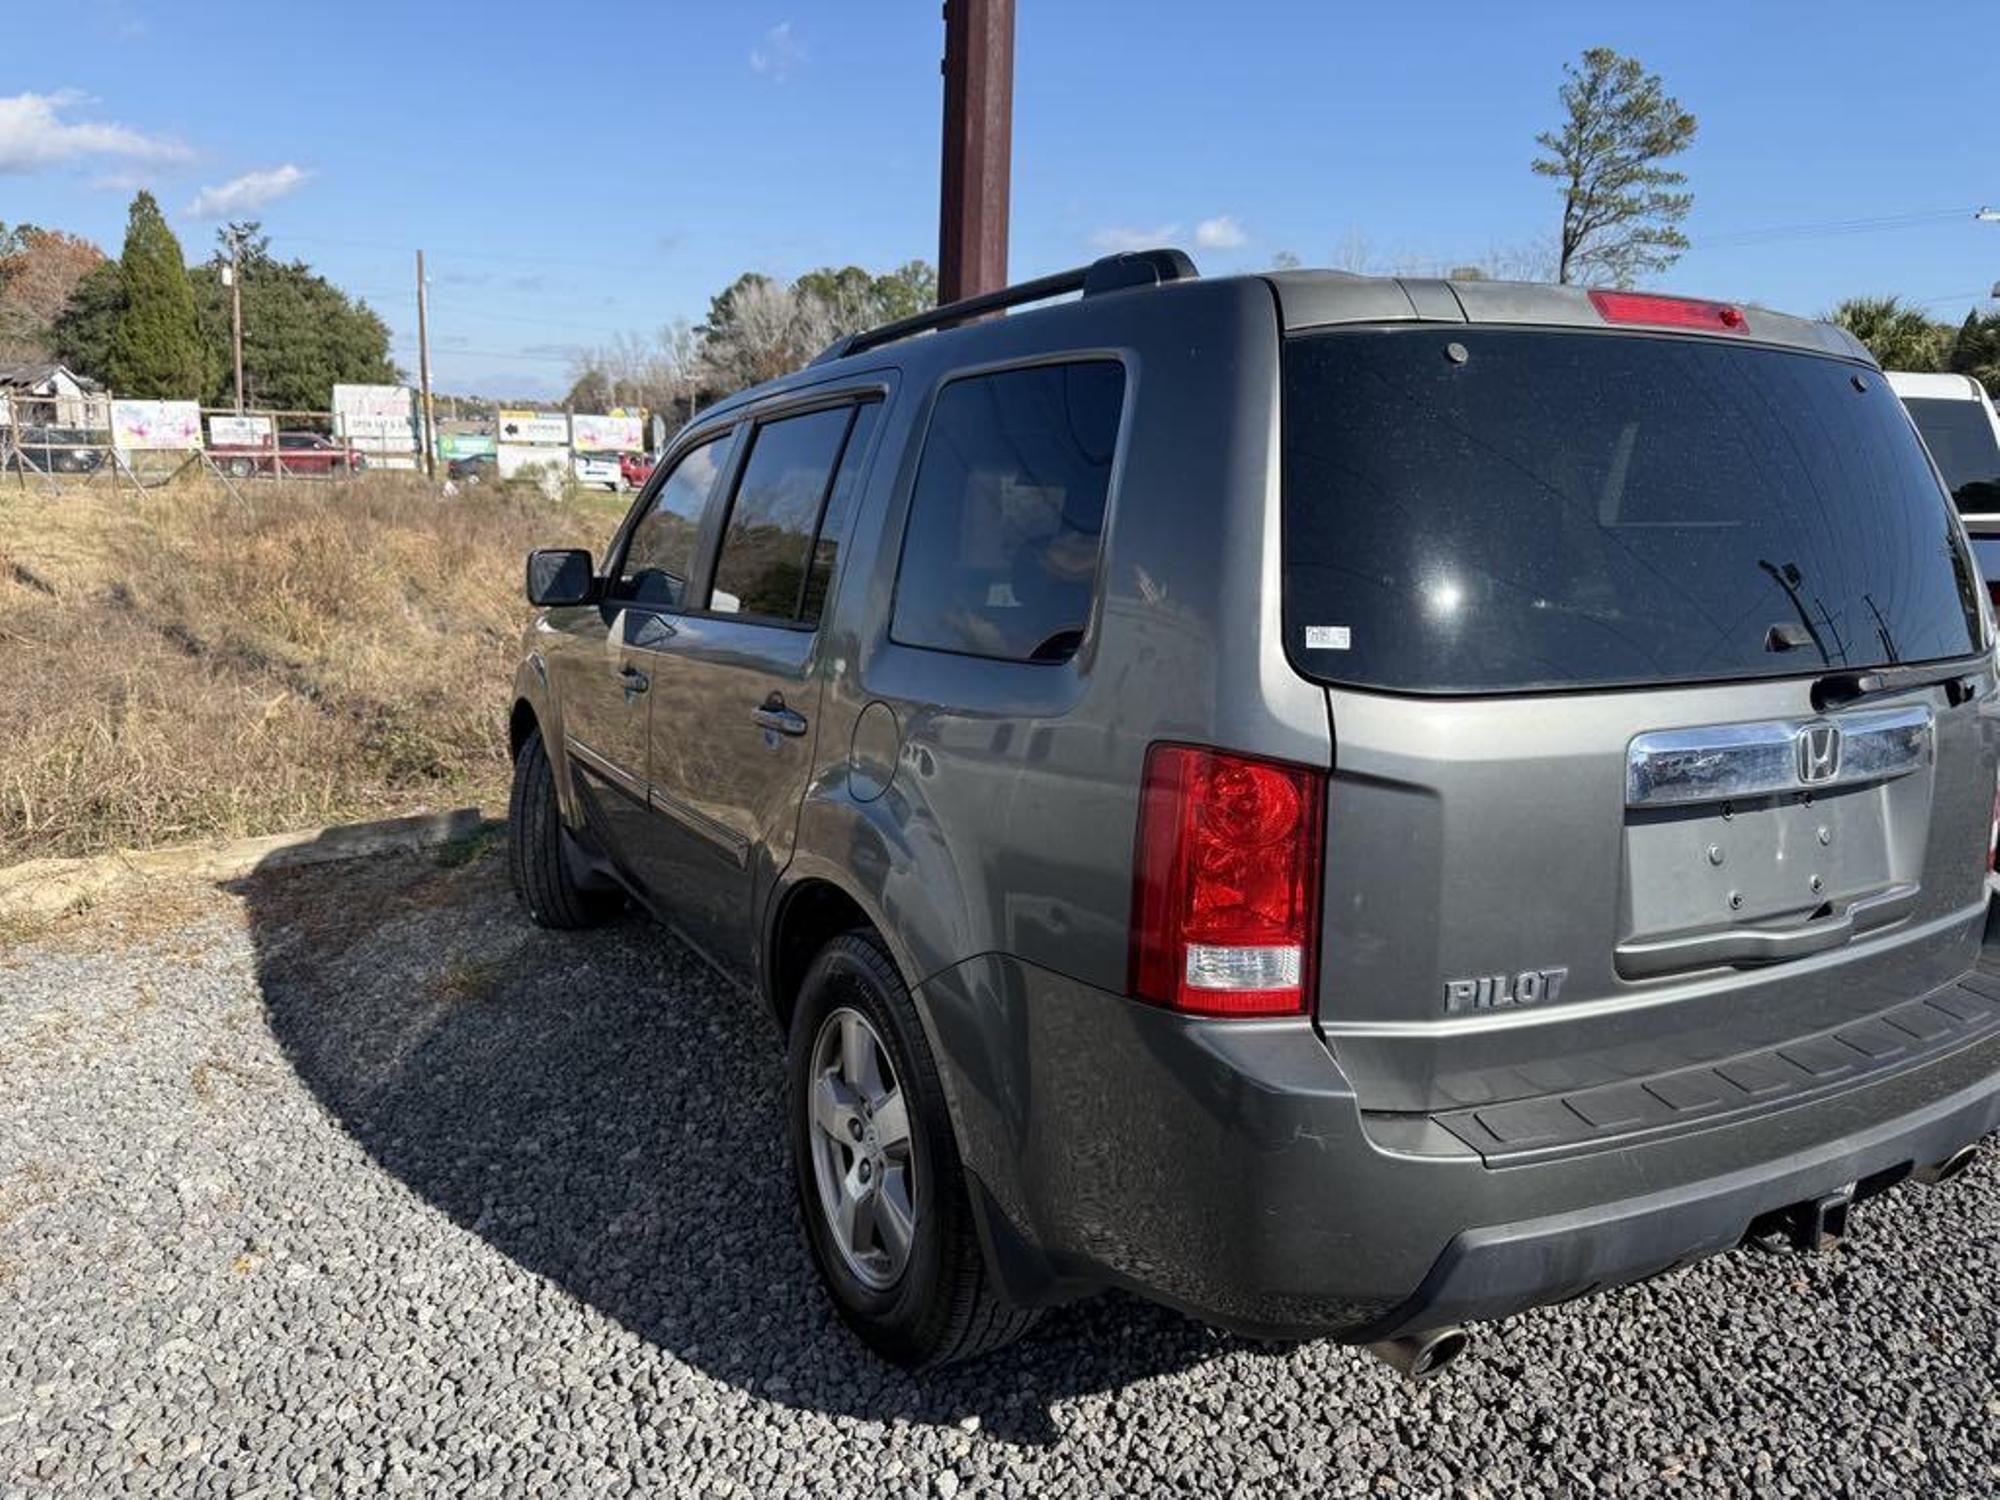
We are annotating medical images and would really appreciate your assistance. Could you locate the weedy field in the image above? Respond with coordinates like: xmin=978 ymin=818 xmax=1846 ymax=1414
xmin=0 ymin=473 xmax=625 ymax=863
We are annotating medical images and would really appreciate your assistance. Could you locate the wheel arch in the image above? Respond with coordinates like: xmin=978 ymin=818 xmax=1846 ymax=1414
xmin=764 ymin=873 xmax=900 ymax=1035
xmin=508 ymin=696 xmax=540 ymax=760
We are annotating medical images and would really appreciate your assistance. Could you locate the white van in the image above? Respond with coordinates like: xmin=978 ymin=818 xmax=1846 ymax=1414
xmin=1887 ymin=370 xmax=2000 ymax=520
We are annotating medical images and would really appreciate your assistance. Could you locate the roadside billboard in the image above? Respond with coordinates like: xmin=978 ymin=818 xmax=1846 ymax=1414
xmin=437 ymin=432 xmax=496 ymax=460
xmin=111 ymin=400 xmax=202 ymax=450
xmin=497 ymin=409 xmax=570 ymax=445
xmin=571 ymin=413 xmax=643 ymax=452
xmin=207 ymin=413 xmax=273 ymax=448
xmin=496 ymin=408 xmax=570 ymax=480
xmin=332 ymin=384 xmax=418 ymax=469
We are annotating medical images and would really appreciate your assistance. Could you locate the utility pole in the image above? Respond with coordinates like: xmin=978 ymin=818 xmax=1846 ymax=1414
xmin=228 ymin=229 xmax=245 ymax=413
xmin=937 ymin=0 xmax=1014 ymax=303
xmin=415 ymin=248 xmax=436 ymax=480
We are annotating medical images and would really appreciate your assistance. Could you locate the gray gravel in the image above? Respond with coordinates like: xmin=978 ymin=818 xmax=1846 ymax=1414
xmin=1 ymin=845 xmax=1996 ymax=1498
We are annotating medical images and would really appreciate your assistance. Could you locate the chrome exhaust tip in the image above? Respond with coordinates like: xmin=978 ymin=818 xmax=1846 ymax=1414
xmin=1916 ymin=1143 xmax=1979 ymax=1185
xmin=1367 ymin=1326 xmax=1469 ymax=1383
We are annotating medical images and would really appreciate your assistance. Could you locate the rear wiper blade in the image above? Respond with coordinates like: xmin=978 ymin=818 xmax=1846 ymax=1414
xmin=1812 ymin=659 xmax=1984 ymax=711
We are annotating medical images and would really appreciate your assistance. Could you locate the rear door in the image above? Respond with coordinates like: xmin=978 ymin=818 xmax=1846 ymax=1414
xmin=633 ymin=396 xmax=882 ymax=982
xmin=1280 ymin=322 xmax=1999 ymax=1123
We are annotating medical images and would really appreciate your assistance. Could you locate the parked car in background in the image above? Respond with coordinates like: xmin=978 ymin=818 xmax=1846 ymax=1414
xmin=1888 ymin=370 xmax=2000 ymax=519
xmin=447 ymin=453 xmax=497 ymax=485
xmin=572 ymin=452 xmax=623 ymax=490
xmin=210 ymin=431 xmax=367 ymax=479
xmin=620 ymin=451 xmax=654 ymax=489
xmin=507 ymin=251 xmax=2000 ymax=1378
xmin=4 ymin=427 xmax=105 ymax=474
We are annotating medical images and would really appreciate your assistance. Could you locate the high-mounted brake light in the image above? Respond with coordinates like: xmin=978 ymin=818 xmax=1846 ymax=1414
xmin=1589 ymin=289 xmax=1748 ymax=334
xmin=1130 ymin=745 xmax=1325 ymax=1017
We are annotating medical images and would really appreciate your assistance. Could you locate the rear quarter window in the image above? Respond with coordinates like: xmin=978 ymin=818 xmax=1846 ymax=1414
xmin=892 ymin=361 xmax=1124 ymax=664
xmin=1282 ymin=328 xmax=1984 ymax=693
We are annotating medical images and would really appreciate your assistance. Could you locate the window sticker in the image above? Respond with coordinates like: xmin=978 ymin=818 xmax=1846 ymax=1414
xmin=1304 ymin=625 xmax=1351 ymax=651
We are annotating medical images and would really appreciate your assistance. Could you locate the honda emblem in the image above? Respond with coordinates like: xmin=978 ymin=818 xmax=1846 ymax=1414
xmin=1797 ymin=721 xmax=1842 ymax=785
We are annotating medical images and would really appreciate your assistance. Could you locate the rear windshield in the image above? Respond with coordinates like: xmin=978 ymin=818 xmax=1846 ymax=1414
xmin=1282 ymin=328 xmax=1985 ymax=694
xmin=1901 ymin=395 xmax=2000 ymax=514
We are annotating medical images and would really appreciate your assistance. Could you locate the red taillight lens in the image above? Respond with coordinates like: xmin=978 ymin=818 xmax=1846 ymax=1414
xmin=1130 ymin=744 xmax=1325 ymax=1017
xmin=1589 ymin=289 xmax=1747 ymax=334
xmin=1989 ymin=776 xmax=1998 ymax=874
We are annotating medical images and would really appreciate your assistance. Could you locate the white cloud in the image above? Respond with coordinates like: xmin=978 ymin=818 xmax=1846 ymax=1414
xmin=1090 ymin=223 xmax=1179 ymax=253
xmin=750 ymin=21 xmax=805 ymax=80
xmin=0 ymin=90 xmax=191 ymax=174
xmin=188 ymin=163 xmax=309 ymax=218
xmin=88 ymin=168 xmax=159 ymax=193
xmin=1194 ymin=215 xmax=1247 ymax=251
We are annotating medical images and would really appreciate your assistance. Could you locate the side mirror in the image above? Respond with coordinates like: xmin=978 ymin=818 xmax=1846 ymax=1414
xmin=526 ymin=548 xmax=596 ymax=606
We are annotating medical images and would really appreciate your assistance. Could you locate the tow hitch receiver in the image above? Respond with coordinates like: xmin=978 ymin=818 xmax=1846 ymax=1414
xmin=1748 ymin=1183 xmax=1856 ymax=1254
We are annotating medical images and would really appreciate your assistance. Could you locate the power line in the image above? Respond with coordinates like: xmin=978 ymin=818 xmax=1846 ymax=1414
xmin=1698 ymin=207 xmax=1973 ymax=249
xmin=390 ymin=341 xmax=579 ymax=365
xmin=278 ymin=229 xmax=683 ymax=281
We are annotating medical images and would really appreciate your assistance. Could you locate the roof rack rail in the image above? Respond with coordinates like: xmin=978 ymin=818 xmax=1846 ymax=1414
xmin=810 ymin=247 xmax=1198 ymax=365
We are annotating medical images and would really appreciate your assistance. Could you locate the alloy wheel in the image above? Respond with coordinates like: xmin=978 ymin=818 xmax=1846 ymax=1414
xmin=806 ymin=1006 xmax=917 ymax=1291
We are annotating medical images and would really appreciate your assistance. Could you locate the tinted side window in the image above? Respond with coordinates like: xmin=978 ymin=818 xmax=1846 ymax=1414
xmin=1903 ymin=397 xmax=2000 ymax=513
xmin=801 ymin=402 xmax=881 ymax=625
xmin=892 ymin=361 xmax=1124 ymax=663
xmin=710 ymin=406 xmax=853 ymax=619
xmin=616 ymin=435 xmax=729 ymax=608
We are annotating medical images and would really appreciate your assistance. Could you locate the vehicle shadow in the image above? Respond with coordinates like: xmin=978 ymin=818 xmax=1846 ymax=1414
xmin=234 ymin=837 xmax=1268 ymax=1443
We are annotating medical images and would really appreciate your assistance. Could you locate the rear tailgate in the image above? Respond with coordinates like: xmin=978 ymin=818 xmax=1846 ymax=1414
xmin=1278 ymin=306 xmax=2000 ymax=1126
xmin=1316 ymin=674 xmax=1996 ymax=1119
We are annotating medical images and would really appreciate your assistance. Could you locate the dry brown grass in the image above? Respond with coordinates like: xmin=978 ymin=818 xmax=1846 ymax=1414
xmin=0 ymin=472 xmax=619 ymax=862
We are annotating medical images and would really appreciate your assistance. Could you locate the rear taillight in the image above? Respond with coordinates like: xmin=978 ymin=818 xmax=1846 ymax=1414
xmin=1589 ymin=289 xmax=1747 ymax=334
xmin=1989 ymin=776 xmax=1998 ymax=873
xmin=1130 ymin=744 xmax=1325 ymax=1017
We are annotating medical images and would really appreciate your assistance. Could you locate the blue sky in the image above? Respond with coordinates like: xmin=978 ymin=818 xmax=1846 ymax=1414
xmin=6 ymin=0 xmax=1999 ymax=398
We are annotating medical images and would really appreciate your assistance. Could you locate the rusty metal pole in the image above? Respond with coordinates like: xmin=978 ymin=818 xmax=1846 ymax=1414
xmin=938 ymin=0 xmax=1014 ymax=304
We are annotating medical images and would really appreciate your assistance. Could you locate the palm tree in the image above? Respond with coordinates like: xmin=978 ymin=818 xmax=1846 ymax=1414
xmin=1828 ymin=296 xmax=1950 ymax=371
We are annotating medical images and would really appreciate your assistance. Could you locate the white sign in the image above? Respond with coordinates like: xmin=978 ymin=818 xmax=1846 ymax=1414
xmin=332 ymin=384 xmax=417 ymax=458
xmin=498 ymin=409 xmax=571 ymax=446
xmin=111 ymin=400 xmax=202 ymax=450
xmin=497 ymin=443 xmax=572 ymax=479
xmin=332 ymin=383 xmax=414 ymax=421
xmin=207 ymin=414 xmax=272 ymax=447
xmin=571 ymin=413 xmax=642 ymax=452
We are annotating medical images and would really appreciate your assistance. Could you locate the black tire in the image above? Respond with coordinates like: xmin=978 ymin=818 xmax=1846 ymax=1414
xmin=508 ymin=726 xmax=618 ymax=929
xmin=226 ymin=457 xmax=253 ymax=479
xmin=787 ymin=931 xmax=1038 ymax=1367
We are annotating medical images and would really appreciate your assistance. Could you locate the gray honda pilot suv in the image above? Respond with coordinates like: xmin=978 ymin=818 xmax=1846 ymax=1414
xmin=506 ymin=250 xmax=2000 ymax=1377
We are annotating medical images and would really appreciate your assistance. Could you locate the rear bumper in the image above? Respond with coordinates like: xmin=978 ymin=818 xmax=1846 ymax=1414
xmin=917 ymin=952 xmax=2000 ymax=1341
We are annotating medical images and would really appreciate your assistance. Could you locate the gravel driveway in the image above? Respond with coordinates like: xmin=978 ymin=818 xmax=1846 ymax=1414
xmin=1 ymin=844 xmax=1996 ymax=1497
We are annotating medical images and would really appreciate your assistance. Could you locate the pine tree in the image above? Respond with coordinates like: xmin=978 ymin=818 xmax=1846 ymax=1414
xmin=106 ymin=192 xmax=208 ymax=398
xmin=1533 ymin=48 xmax=1698 ymax=286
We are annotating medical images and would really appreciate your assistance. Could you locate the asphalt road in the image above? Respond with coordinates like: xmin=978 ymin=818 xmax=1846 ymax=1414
xmin=1 ymin=846 xmax=1995 ymax=1497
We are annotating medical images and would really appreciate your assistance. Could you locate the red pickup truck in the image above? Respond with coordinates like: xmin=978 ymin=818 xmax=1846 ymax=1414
xmin=211 ymin=431 xmax=368 ymax=478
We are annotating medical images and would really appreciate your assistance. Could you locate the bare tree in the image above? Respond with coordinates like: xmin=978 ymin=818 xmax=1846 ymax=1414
xmin=697 ymin=279 xmax=836 ymax=392
xmin=1533 ymin=47 xmax=1697 ymax=286
xmin=566 ymin=319 xmax=706 ymax=422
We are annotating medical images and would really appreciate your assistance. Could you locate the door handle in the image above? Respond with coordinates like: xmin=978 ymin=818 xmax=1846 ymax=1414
xmin=752 ymin=693 xmax=808 ymax=737
xmin=619 ymin=664 xmax=650 ymax=700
